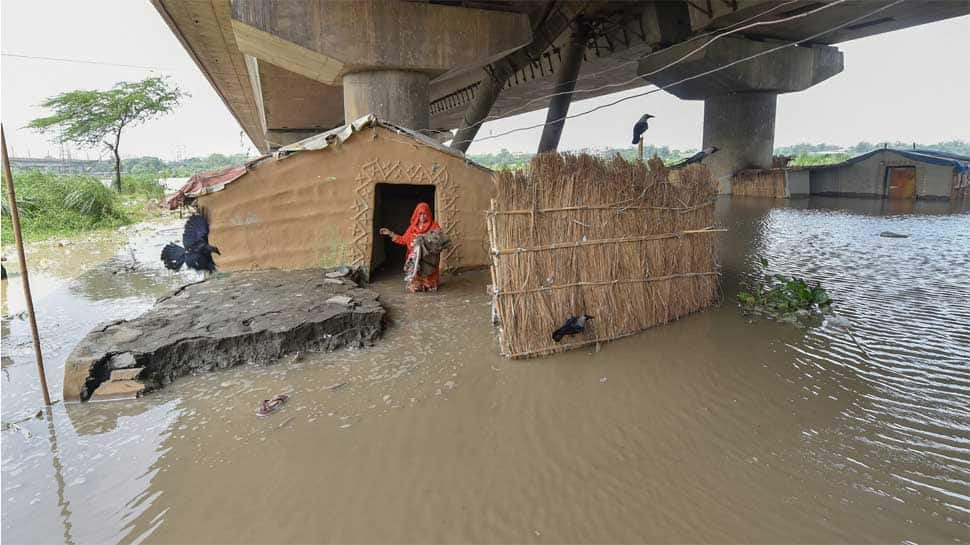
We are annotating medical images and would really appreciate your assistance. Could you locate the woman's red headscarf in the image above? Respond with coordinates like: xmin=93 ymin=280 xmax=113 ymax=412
xmin=394 ymin=202 xmax=440 ymax=248
xmin=410 ymin=202 xmax=438 ymax=235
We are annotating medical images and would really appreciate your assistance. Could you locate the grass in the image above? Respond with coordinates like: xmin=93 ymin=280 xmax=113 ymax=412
xmin=788 ymin=153 xmax=851 ymax=167
xmin=1 ymin=169 xmax=167 ymax=244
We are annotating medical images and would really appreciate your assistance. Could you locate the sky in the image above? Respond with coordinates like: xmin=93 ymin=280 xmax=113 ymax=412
xmin=1 ymin=1 xmax=968 ymax=160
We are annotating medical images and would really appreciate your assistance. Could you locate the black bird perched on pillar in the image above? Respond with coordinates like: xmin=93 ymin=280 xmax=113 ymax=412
xmin=161 ymin=214 xmax=220 ymax=274
xmin=674 ymin=146 xmax=719 ymax=167
xmin=552 ymin=314 xmax=594 ymax=343
xmin=632 ymin=114 xmax=654 ymax=145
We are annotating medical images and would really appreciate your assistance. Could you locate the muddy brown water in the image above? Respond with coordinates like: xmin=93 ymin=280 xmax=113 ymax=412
xmin=2 ymin=197 xmax=968 ymax=544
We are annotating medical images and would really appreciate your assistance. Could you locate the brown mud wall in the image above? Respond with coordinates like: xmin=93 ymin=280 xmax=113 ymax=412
xmin=197 ymin=126 xmax=495 ymax=273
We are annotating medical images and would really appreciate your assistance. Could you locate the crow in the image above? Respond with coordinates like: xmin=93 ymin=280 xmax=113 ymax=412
xmin=161 ymin=214 xmax=220 ymax=274
xmin=552 ymin=314 xmax=594 ymax=343
xmin=674 ymin=146 xmax=719 ymax=167
xmin=632 ymin=114 xmax=654 ymax=145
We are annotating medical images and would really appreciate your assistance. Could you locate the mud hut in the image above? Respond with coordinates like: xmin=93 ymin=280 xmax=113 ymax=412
xmin=487 ymin=154 xmax=722 ymax=358
xmin=168 ymin=115 xmax=495 ymax=277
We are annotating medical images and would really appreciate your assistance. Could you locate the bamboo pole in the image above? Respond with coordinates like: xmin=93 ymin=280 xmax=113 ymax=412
xmin=1 ymin=124 xmax=51 ymax=406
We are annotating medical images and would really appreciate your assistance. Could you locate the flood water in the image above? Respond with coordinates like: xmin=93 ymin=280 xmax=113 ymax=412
xmin=2 ymin=197 xmax=968 ymax=544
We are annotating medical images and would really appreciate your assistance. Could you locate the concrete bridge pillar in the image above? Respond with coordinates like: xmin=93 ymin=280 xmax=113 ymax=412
xmin=638 ymin=35 xmax=843 ymax=188
xmin=230 ymin=0 xmax=532 ymax=132
xmin=703 ymin=92 xmax=777 ymax=192
xmin=343 ymin=71 xmax=430 ymax=129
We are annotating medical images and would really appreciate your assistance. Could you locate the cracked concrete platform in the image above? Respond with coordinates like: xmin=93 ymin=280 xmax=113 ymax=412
xmin=63 ymin=268 xmax=385 ymax=402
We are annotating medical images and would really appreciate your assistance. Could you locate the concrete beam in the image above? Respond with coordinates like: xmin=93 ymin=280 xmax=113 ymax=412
xmin=450 ymin=69 xmax=510 ymax=153
xmin=231 ymin=0 xmax=532 ymax=86
xmin=638 ymin=35 xmax=843 ymax=100
xmin=264 ymin=129 xmax=336 ymax=150
xmin=244 ymin=55 xmax=268 ymax=137
xmin=258 ymin=62 xmax=344 ymax=131
xmin=537 ymin=23 xmax=590 ymax=154
xmin=343 ymin=70 xmax=430 ymax=129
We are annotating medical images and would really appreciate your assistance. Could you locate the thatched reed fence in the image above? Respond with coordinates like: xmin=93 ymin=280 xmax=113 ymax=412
xmin=487 ymin=154 xmax=722 ymax=358
xmin=732 ymin=169 xmax=788 ymax=198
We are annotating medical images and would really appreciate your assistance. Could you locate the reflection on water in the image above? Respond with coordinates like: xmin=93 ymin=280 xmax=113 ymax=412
xmin=2 ymin=198 xmax=968 ymax=544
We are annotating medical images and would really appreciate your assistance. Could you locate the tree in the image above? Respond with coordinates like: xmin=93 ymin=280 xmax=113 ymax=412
xmin=28 ymin=77 xmax=187 ymax=191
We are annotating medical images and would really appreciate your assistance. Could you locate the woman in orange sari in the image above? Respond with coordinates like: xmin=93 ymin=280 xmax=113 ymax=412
xmin=379 ymin=202 xmax=441 ymax=292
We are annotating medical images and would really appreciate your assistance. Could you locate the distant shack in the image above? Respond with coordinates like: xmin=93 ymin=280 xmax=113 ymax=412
xmin=730 ymin=149 xmax=970 ymax=200
xmin=805 ymin=149 xmax=970 ymax=200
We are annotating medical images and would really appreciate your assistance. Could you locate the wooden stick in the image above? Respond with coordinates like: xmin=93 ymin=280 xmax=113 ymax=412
xmin=638 ymin=139 xmax=644 ymax=162
xmin=1 ymin=125 xmax=51 ymax=406
xmin=492 ymin=228 xmax=728 ymax=255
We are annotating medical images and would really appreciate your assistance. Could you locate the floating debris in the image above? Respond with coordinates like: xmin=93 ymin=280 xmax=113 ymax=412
xmin=256 ymin=394 xmax=289 ymax=417
xmin=879 ymin=231 xmax=910 ymax=238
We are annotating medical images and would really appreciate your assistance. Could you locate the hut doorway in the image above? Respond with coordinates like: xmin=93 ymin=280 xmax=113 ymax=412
xmin=886 ymin=166 xmax=916 ymax=200
xmin=371 ymin=183 xmax=436 ymax=278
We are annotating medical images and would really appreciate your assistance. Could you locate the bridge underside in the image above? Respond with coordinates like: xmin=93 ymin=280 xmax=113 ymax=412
xmin=153 ymin=0 xmax=969 ymax=167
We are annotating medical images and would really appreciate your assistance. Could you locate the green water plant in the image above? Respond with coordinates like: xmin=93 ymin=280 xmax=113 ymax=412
xmin=738 ymin=258 xmax=832 ymax=324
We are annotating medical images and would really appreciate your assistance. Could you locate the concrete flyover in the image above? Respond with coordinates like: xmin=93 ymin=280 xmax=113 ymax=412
xmin=153 ymin=0 xmax=970 ymax=157
xmin=639 ymin=34 xmax=844 ymax=186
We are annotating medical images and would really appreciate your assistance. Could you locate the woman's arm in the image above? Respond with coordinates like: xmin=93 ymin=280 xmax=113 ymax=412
xmin=387 ymin=226 xmax=412 ymax=246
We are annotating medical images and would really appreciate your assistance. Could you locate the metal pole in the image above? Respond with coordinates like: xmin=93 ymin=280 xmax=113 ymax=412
xmin=2 ymin=124 xmax=51 ymax=406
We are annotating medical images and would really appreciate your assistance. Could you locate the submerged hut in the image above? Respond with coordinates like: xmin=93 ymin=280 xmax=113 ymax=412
xmin=168 ymin=115 xmax=494 ymax=277
xmin=487 ymin=154 xmax=721 ymax=358
xmin=807 ymin=148 xmax=970 ymax=200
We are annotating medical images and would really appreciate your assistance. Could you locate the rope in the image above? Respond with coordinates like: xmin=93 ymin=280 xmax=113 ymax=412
xmin=452 ymin=0 xmax=905 ymax=148
xmin=488 ymin=199 xmax=716 ymax=215
xmin=444 ymin=0 xmax=807 ymax=134
xmin=491 ymin=227 xmax=727 ymax=255
xmin=495 ymin=271 xmax=720 ymax=296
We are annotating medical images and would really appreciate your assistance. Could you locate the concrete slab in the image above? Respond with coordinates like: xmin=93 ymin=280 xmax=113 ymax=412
xmin=89 ymin=380 xmax=146 ymax=402
xmin=64 ymin=268 xmax=385 ymax=402
xmin=109 ymin=368 xmax=144 ymax=381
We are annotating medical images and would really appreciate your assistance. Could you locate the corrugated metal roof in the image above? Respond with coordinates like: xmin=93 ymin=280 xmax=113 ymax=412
xmin=165 ymin=165 xmax=248 ymax=209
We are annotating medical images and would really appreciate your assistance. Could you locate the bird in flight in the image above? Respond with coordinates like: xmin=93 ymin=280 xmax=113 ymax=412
xmin=632 ymin=114 xmax=654 ymax=145
xmin=161 ymin=214 xmax=221 ymax=274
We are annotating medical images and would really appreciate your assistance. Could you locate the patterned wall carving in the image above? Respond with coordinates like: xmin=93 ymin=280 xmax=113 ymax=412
xmin=350 ymin=158 xmax=463 ymax=271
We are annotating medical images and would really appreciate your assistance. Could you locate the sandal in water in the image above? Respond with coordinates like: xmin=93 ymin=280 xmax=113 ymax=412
xmin=256 ymin=394 xmax=289 ymax=417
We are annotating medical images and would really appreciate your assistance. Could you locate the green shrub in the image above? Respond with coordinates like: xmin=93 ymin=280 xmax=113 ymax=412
xmin=121 ymin=173 xmax=165 ymax=198
xmin=1 ymin=170 xmax=130 ymax=243
xmin=63 ymin=178 xmax=120 ymax=219
xmin=788 ymin=153 xmax=851 ymax=167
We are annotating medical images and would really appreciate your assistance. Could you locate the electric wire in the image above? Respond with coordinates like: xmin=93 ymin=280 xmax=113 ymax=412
xmin=471 ymin=0 xmax=809 ymax=125
xmin=453 ymin=0 xmax=905 ymax=148
xmin=1 ymin=52 xmax=168 ymax=72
